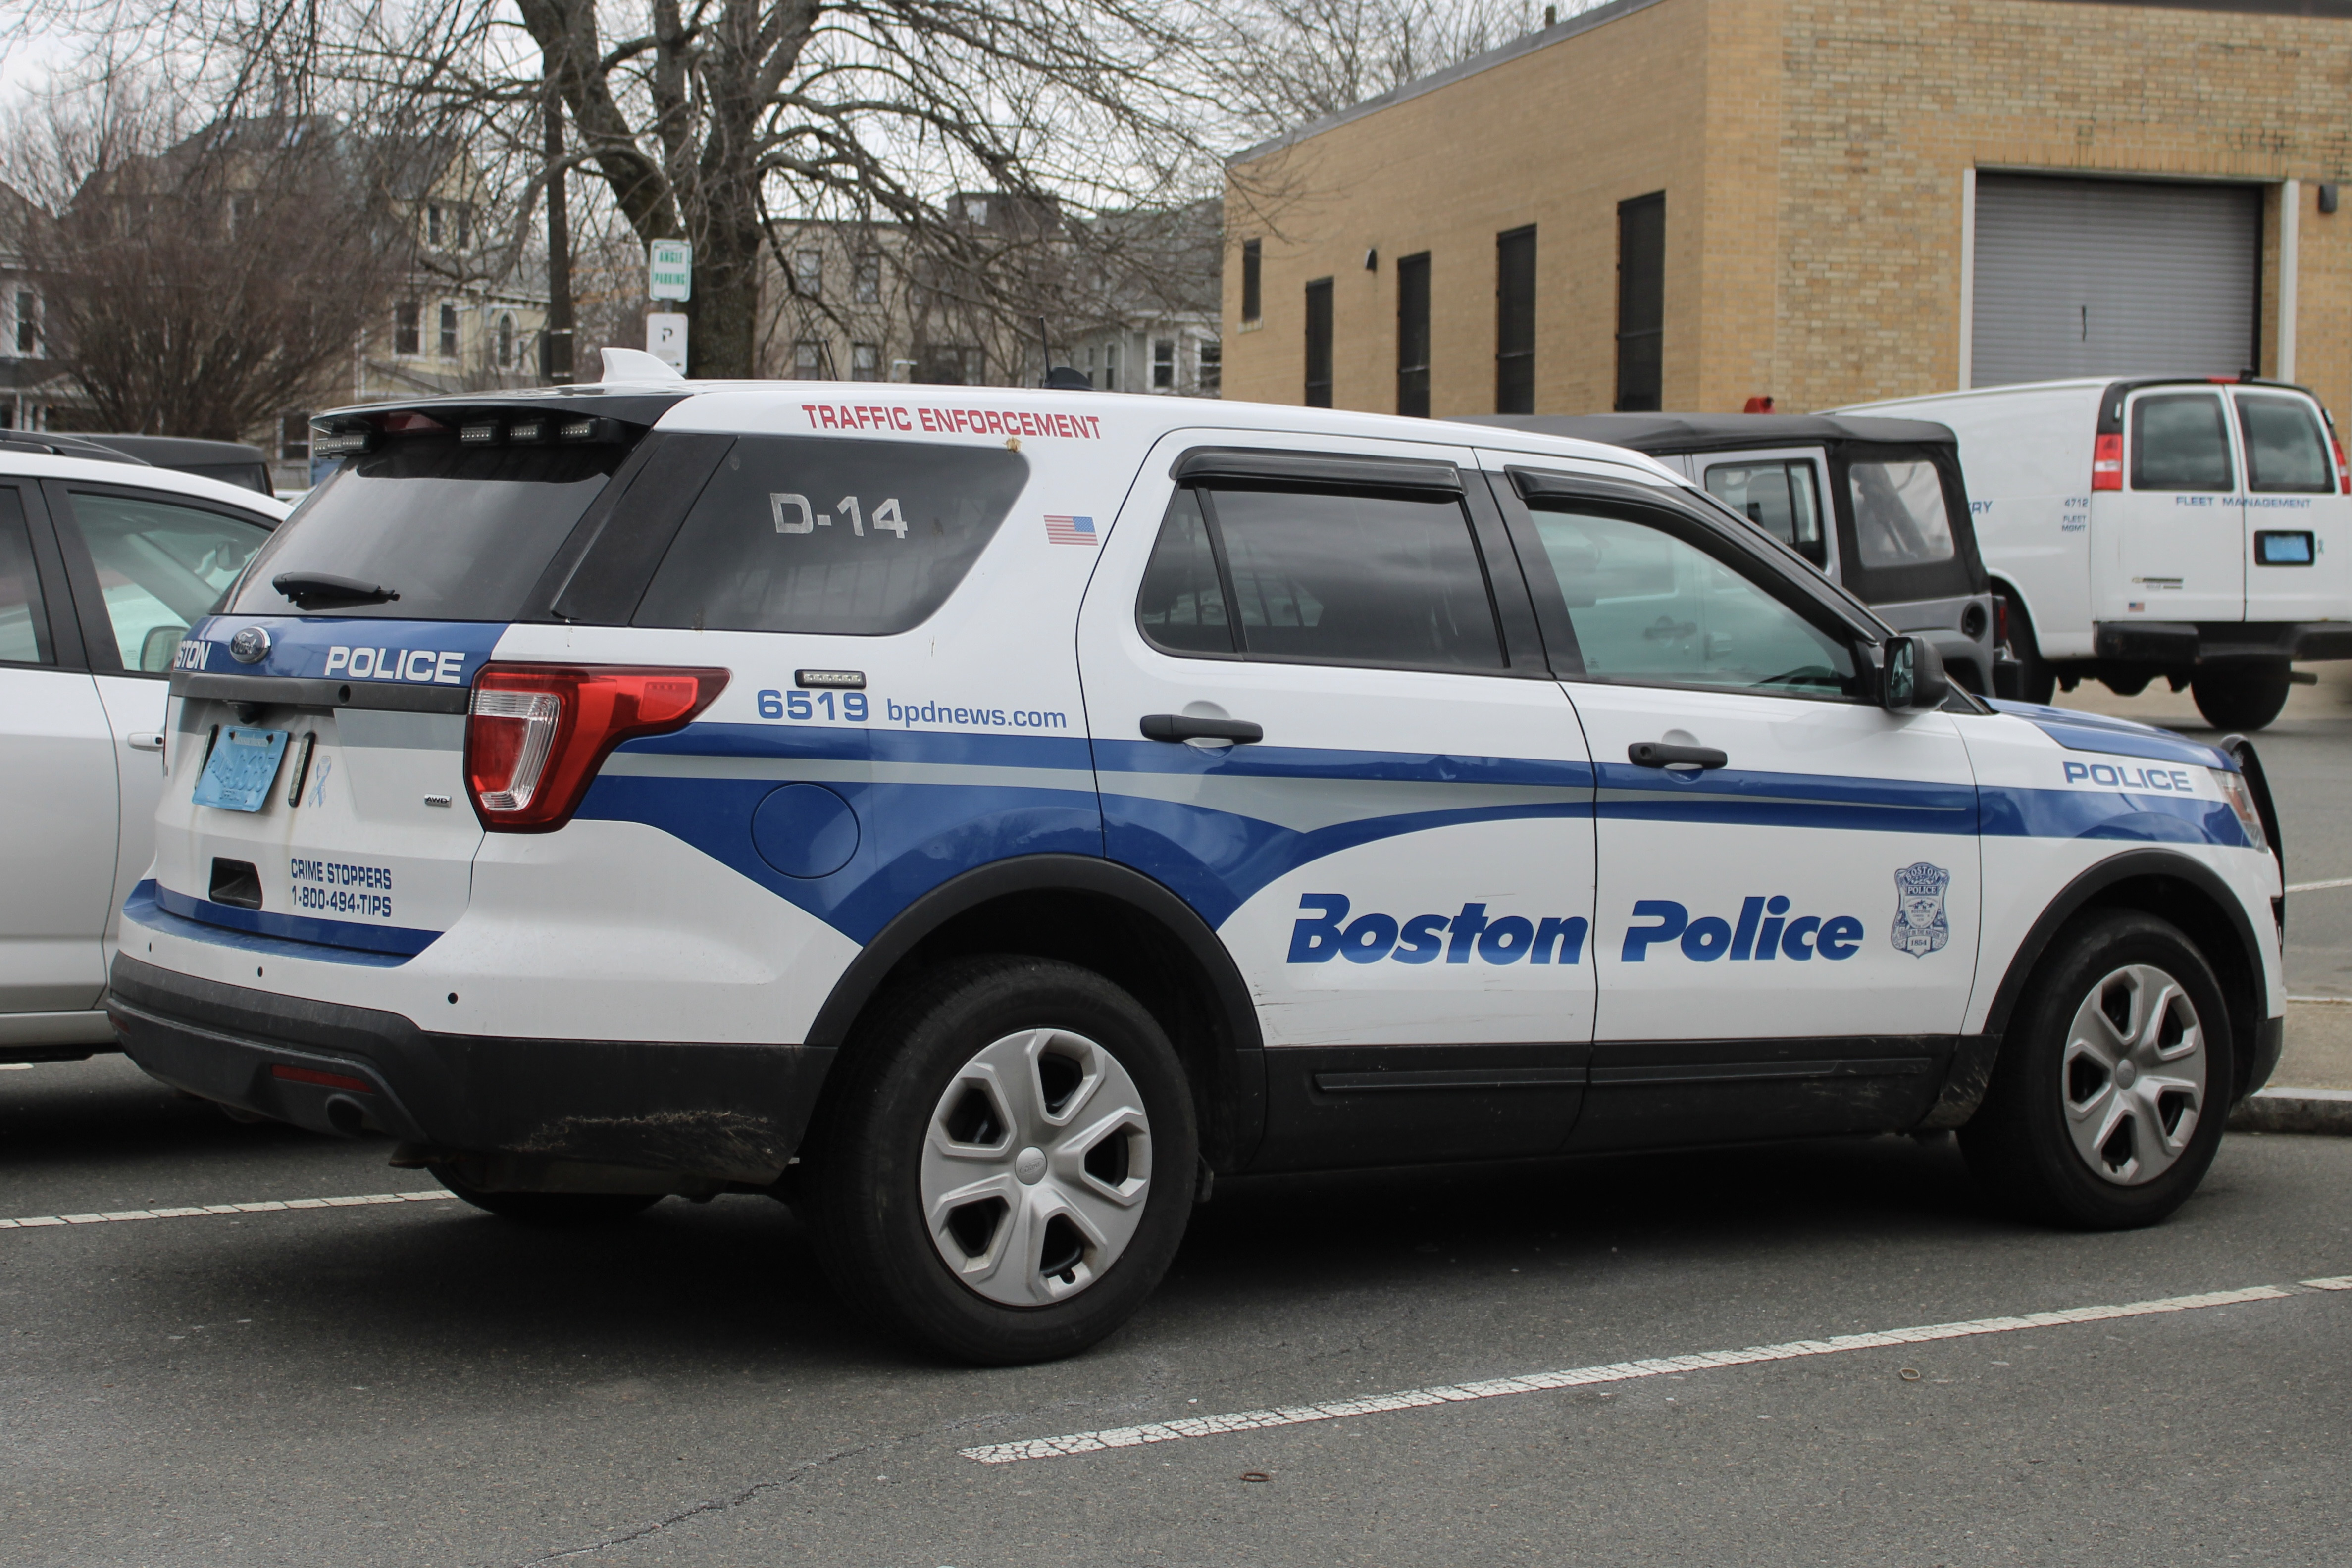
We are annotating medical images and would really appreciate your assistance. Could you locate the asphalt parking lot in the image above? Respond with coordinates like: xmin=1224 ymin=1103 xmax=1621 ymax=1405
xmin=8 ymin=681 xmax=2352 ymax=1568
xmin=6 ymin=1059 xmax=2352 ymax=1567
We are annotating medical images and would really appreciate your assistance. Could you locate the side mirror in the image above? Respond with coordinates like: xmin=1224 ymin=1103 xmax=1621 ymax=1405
xmin=1881 ymin=634 xmax=1950 ymax=713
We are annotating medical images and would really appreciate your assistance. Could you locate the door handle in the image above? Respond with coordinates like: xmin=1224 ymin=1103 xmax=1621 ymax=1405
xmin=1141 ymin=713 xmax=1264 ymax=745
xmin=126 ymin=732 xmax=165 ymax=752
xmin=1629 ymin=741 xmax=1727 ymax=770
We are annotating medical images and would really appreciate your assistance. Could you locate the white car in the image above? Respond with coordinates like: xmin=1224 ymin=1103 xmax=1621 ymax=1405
xmin=106 ymin=356 xmax=2285 ymax=1363
xmin=1841 ymin=377 xmax=2352 ymax=729
xmin=0 ymin=449 xmax=286 ymax=1062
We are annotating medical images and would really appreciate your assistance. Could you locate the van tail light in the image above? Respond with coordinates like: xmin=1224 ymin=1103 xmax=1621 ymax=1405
xmin=2334 ymin=436 xmax=2349 ymax=495
xmin=2092 ymin=433 xmax=2124 ymax=492
xmin=465 ymin=665 xmax=729 ymax=831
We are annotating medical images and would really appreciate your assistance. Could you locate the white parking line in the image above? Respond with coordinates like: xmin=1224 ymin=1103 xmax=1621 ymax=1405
xmin=960 ymin=1282 xmax=2306 ymax=1465
xmin=0 ymin=1190 xmax=458 ymax=1230
xmin=2288 ymin=877 xmax=2352 ymax=894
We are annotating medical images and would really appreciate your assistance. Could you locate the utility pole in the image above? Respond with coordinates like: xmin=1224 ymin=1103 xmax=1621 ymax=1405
xmin=542 ymin=73 xmax=575 ymax=384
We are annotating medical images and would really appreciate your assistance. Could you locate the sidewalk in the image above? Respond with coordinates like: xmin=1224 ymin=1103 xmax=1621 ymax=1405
xmin=2232 ymin=1000 xmax=2352 ymax=1134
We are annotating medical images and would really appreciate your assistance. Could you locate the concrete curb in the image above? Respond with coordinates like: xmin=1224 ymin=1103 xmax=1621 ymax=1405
xmin=2230 ymin=1087 xmax=2352 ymax=1136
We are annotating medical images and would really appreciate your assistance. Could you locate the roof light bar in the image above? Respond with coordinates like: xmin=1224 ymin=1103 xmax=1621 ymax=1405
xmin=508 ymin=418 xmax=547 ymax=444
xmin=460 ymin=420 xmax=500 ymax=445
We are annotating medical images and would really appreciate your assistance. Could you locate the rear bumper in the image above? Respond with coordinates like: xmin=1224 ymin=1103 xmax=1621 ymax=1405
xmin=105 ymin=954 xmax=833 ymax=1183
xmin=2092 ymin=621 xmax=2352 ymax=666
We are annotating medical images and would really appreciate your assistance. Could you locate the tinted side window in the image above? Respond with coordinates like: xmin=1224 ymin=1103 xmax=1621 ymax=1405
xmin=634 ymin=437 xmax=1027 ymax=636
xmin=63 ymin=491 xmax=271 ymax=671
xmin=2132 ymin=394 xmax=2234 ymax=491
xmin=1525 ymin=505 xmax=1859 ymax=699
xmin=2234 ymin=393 xmax=2334 ymax=494
xmin=1704 ymin=459 xmax=1825 ymax=566
xmin=1847 ymin=460 xmax=1955 ymax=569
xmin=1141 ymin=484 xmax=1504 ymax=672
xmin=1135 ymin=489 xmax=1232 ymax=654
xmin=0 ymin=485 xmax=52 ymax=665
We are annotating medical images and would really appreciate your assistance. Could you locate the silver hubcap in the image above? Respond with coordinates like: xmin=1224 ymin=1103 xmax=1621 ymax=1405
xmin=2060 ymin=963 xmax=2207 ymax=1186
xmin=920 ymin=1028 xmax=1153 ymax=1305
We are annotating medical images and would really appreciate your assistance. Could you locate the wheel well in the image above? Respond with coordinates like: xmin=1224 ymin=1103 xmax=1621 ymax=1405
xmin=820 ymin=887 xmax=1261 ymax=1170
xmin=2001 ymin=872 xmax=2264 ymax=1104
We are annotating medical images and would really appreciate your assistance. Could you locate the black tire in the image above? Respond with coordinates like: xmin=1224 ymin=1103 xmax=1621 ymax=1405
xmin=806 ymin=955 xmax=1199 ymax=1366
xmin=429 ymin=1167 xmax=662 ymax=1226
xmin=1960 ymin=910 xmax=2233 ymax=1229
xmin=2191 ymin=665 xmax=2292 ymax=731
xmin=1996 ymin=590 xmax=2055 ymax=705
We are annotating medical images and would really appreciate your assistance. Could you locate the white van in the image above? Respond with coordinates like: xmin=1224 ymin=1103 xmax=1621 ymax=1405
xmin=1840 ymin=378 xmax=2352 ymax=730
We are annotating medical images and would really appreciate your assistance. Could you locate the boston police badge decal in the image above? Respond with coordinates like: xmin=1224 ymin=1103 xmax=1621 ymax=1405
xmin=1891 ymin=862 xmax=1950 ymax=957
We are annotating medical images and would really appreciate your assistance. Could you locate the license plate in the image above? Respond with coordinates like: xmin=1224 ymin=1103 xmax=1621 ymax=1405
xmin=192 ymin=727 xmax=289 ymax=812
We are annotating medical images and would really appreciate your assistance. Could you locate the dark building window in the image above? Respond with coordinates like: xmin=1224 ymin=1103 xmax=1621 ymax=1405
xmin=1304 ymin=278 xmax=1334 ymax=407
xmin=1615 ymin=193 xmax=1665 ymax=412
xmin=438 ymin=303 xmax=459 ymax=359
xmin=1242 ymin=239 xmax=1263 ymax=323
xmin=1495 ymin=227 xmax=1535 ymax=414
xmin=1198 ymin=340 xmax=1222 ymax=395
xmin=1154 ymin=338 xmax=1176 ymax=390
xmin=1397 ymin=251 xmax=1431 ymax=417
xmin=278 ymin=413 xmax=309 ymax=462
xmin=394 ymin=301 xmax=420 ymax=355
xmin=854 ymin=253 xmax=881 ymax=304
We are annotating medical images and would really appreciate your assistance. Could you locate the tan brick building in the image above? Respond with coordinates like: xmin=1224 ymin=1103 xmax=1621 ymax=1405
xmin=1222 ymin=0 xmax=2352 ymax=422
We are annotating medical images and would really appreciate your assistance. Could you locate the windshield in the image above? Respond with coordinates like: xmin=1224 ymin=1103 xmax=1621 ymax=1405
xmin=229 ymin=436 xmax=626 ymax=620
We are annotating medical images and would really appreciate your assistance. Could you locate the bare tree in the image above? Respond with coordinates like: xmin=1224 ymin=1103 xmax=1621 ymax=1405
xmin=294 ymin=0 xmax=1227 ymax=380
xmin=1213 ymin=0 xmax=1594 ymax=142
xmin=0 ymin=66 xmax=433 ymax=438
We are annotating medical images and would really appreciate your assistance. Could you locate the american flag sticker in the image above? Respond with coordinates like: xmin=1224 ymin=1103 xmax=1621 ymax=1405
xmin=1044 ymin=514 xmax=1098 ymax=547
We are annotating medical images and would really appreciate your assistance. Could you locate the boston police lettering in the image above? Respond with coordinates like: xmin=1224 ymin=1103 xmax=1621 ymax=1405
xmin=1287 ymin=895 xmax=1588 ymax=966
xmin=1621 ymin=897 xmax=1866 ymax=962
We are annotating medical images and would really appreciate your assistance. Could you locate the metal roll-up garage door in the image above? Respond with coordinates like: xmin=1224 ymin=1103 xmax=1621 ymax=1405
xmin=1972 ymin=175 xmax=2260 ymax=388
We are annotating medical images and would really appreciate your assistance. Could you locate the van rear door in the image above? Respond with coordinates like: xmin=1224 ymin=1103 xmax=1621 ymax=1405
xmin=2107 ymin=388 xmax=2242 ymax=624
xmin=2230 ymin=388 xmax=2350 ymax=624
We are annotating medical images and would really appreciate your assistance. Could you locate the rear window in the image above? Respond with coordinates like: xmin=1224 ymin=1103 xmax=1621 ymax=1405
xmin=1847 ymin=460 xmax=1955 ymax=571
xmin=2234 ymin=393 xmax=2334 ymax=494
xmin=230 ymin=438 xmax=625 ymax=620
xmin=631 ymin=437 xmax=1027 ymax=636
xmin=2132 ymin=393 xmax=2234 ymax=492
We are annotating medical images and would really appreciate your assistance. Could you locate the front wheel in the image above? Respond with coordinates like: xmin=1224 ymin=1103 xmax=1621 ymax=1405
xmin=1960 ymin=911 xmax=2232 ymax=1229
xmin=807 ymin=956 xmax=1198 ymax=1365
xmin=2192 ymin=664 xmax=2292 ymax=731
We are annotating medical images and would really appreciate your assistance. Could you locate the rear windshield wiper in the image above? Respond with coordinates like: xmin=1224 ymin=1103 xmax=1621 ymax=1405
xmin=272 ymin=572 xmax=400 ymax=609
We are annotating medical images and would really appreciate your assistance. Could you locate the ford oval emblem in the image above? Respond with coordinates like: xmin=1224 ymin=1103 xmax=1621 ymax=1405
xmin=228 ymin=625 xmax=271 ymax=664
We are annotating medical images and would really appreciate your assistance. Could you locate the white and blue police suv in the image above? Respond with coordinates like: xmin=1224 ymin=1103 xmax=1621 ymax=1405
xmin=107 ymin=353 xmax=2287 ymax=1364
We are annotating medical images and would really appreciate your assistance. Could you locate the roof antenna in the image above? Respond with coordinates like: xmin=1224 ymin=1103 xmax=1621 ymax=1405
xmin=1039 ymin=314 xmax=1092 ymax=391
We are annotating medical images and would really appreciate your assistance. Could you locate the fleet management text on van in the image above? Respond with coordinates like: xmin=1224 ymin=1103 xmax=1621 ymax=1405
xmin=109 ymin=354 xmax=2288 ymax=1363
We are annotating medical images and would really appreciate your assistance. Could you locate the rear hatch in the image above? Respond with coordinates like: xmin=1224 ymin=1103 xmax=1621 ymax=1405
xmin=150 ymin=404 xmax=663 ymax=962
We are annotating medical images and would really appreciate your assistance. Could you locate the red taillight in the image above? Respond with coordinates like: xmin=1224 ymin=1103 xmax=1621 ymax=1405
xmin=2092 ymin=432 xmax=2123 ymax=491
xmin=2334 ymin=437 xmax=2349 ymax=496
xmin=272 ymin=1063 xmax=374 ymax=1093
xmin=465 ymin=664 xmax=729 ymax=831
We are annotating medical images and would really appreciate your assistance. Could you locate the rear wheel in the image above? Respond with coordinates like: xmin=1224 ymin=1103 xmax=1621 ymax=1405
xmin=807 ymin=955 xmax=1197 ymax=1365
xmin=1996 ymin=589 xmax=2055 ymax=705
xmin=429 ymin=1168 xmax=662 ymax=1226
xmin=1960 ymin=911 xmax=2231 ymax=1229
xmin=2191 ymin=664 xmax=2292 ymax=731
